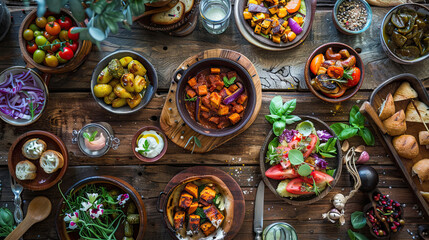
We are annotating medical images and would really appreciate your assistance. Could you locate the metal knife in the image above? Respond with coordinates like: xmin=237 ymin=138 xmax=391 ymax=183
xmin=254 ymin=180 xmax=265 ymax=240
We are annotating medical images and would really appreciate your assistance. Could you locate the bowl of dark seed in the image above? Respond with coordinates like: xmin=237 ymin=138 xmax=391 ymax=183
xmin=332 ymin=0 xmax=372 ymax=35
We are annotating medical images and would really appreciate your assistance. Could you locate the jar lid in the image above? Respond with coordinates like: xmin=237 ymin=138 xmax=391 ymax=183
xmin=263 ymin=222 xmax=297 ymax=240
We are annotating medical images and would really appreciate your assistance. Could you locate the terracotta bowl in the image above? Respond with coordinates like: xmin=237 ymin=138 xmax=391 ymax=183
xmin=332 ymin=0 xmax=372 ymax=35
xmin=0 ymin=66 xmax=49 ymax=126
xmin=259 ymin=116 xmax=343 ymax=205
xmin=304 ymin=42 xmax=364 ymax=103
xmin=174 ymin=58 xmax=256 ymax=137
xmin=55 ymin=175 xmax=147 ymax=240
xmin=18 ymin=9 xmax=92 ymax=74
xmin=8 ymin=130 xmax=68 ymax=191
xmin=132 ymin=125 xmax=168 ymax=162
xmin=91 ymin=50 xmax=158 ymax=114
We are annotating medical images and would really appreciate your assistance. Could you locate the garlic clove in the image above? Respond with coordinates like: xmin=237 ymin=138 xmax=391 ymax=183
xmin=355 ymin=145 xmax=365 ymax=153
xmin=342 ymin=140 xmax=350 ymax=152
xmin=357 ymin=151 xmax=370 ymax=164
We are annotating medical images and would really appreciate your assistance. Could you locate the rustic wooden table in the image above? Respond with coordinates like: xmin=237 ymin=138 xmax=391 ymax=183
xmin=1 ymin=1 xmax=429 ymax=239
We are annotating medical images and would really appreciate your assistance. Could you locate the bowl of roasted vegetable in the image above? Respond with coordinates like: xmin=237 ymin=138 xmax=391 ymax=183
xmin=174 ymin=58 xmax=256 ymax=137
xmin=158 ymin=176 xmax=234 ymax=239
xmin=91 ymin=50 xmax=158 ymax=114
xmin=56 ymin=175 xmax=147 ymax=240
xmin=381 ymin=3 xmax=429 ymax=64
xmin=305 ymin=42 xmax=364 ymax=103
xmin=236 ymin=0 xmax=316 ymax=50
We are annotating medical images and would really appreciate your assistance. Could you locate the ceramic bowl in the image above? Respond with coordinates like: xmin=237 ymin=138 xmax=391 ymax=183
xmin=91 ymin=50 xmax=158 ymax=114
xmin=132 ymin=125 xmax=168 ymax=162
xmin=0 ymin=66 xmax=48 ymax=126
xmin=380 ymin=3 xmax=429 ymax=65
xmin=55 ymin=175 xmax=147 ymax=239
xmin=8 ymin=130 xmax=68 ymax=191
xmin=332 ymin=0 xmax=372 ymax=35
xmin=304 ymin=42 xmax=364 ymax=103
xmin=174 ymin=58 xmax=256 ymax=137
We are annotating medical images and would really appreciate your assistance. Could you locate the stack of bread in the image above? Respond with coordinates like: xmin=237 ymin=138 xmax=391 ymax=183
xmin=148 ymin=0 xmax=194 ymax=25
xmin=378 ymin=82 xmax=429 ymax=202
xmin=16 ymin=138 xmax=64 ymax=181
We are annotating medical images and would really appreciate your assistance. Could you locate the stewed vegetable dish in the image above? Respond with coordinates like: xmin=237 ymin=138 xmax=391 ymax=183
xmin=184 ymin=67 xmax=248 ymax=129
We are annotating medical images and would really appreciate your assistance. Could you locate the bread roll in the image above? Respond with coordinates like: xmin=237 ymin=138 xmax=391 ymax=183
xmin=181 ymin=0 xmax=195 ymax=13
xmin=419 ymin=131 xmax=429 ymax=146
xmin=21 ymin=138 xmax=47 ymax=160
xmin=383 ymin=110 xmax=407 ymax=136
xmin=15 ymin=160 xmax=37 ymax=180
xmin=392 ymin=135 xmax=419 ymax=159
xmin=40 ymin=150 xmax=64 ymax=174
xmin=393 ymin=82 xmax=418 ymax=101
xmin=379 ymin=93 xmax=395 ymax=120
xmin=412 ymin=159 xmax=429 ymax=183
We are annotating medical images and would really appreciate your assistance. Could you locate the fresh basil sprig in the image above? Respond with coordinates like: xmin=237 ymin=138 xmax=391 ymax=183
xmin=330 ymin=106 xmax=375 ymax=146
xmin=316 ymin=137 xmax=338 ymax=158
xmin=138 ymin=139 xmax=150 ymax=155
xmin=223 ymin=76 xmax=236 ymax=87
xmin=83 ymin=131 xmax=98 ymax=142
xmin=351 ymin=211 xmax=367 ymax=229
xmin=184 ymin=93 xmax=197 ymax=102
xmin=347 ymin=229 xmax=369 ymax=240
xmin=265 ymin=97 xmax=301 ymax=136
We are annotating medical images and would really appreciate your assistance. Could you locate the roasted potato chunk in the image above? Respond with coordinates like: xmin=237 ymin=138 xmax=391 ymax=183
xmin=200 ymin=186 xmax=216 ymax=203
xmin=187 ymin=214 xmax=201 ymax=234
xmin=121 ymin=73 xmax=135 ymax=93
xmin=128 ymin=60 xmax=146 ymax=76
xmin=108 ymin=79 xmax=120 ymax=88
xmin=119 ymin=56 xmax=133 ymax=67
xmin=112 ymin=98 xmax=127 ymax=108
xmin=188 ymin=202 xmax=198 ymax=215
xmin=127 ymin=93 xmax=142 ymax=109
xmin=108 ymin=59 xmax=125 ymax=78
xmin=114 ymin=84 xmax=133 ymax=99
xmin=203 ymin=204 xmax=224 ymax=228
xmin=104 ymin=92 xmax=116 ymax=105
xmin=97 ymin=67 xmax=113 ymax=84
xmin=93 ymin=84 xmax=113 ymax=98
xmin=179 ymin=192 xmax=193 ymax=209
xmin=134 ymin=75 xmax=148 ymax=93
xmin=173 ymin=211 xmax=185 ymax=230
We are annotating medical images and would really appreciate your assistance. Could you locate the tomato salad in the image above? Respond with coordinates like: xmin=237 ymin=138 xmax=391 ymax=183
xmin=309 ymin=47 xmax=361 ymax=98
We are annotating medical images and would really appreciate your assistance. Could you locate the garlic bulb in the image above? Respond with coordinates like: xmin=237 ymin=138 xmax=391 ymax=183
xmin=322 ymin=208 xmax=342 ymax=223
xmin=332 ymin=193 xmax=346 ymax=210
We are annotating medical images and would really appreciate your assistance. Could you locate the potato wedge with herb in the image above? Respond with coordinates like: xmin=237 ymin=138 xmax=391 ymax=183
xmin=134 ymin=75 xmax=148 ymax=93
xmin=104 ymin=92 xmax=117 ymax=105
xmin=112 ymin=98 xmax=127 ymax=108
xmin=97 ymin=67 xmax=113 ymax=84
xmin=127 ymin=93 xmax=142 ymax=109
xmin=108 ymin=59 xmax=125 ymax=78
xmin=121 ymin=73 xmax=135 ymax=93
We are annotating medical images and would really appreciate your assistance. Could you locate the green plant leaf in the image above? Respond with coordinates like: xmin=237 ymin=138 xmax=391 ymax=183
xmin=194 ymin=137 xmax=202 ymax=148
xmin=281 ymin=99 xmax=296 ymax=115
xmin=269 ymin=96 xmax=283 ymax=115
xmin=268 ymin=137 xmax=279 ymax=149
xmin=351 ymin=211 xmax=367 ymax=229
xmin=288 ymin=149 xmax=304 ymax=165
xmin=83 ymin=132 xmax=90 ymax=141
xmin=326 ymin=169 xmax=336 ymax=176
xmin=265 ymin=114 xmax=281 ymax=124
xmin=358 ymin=127 xmax=375 ymax=146
xmin=285 ymin=115 xmax=301 ymax=124
xmin=69 ymin=0 xmax=85 ymax=22
xmin=338 ymin=127 xmax=359 ymax=140
xmin=347 ymin=229 xmax=369 ymax=240
xmin=350 ymin=105 xmax=365 ymax=128
xmin=70 ymin=27 xmax=87 ymax=34
xmin=296 ymin=120 xmax=314 ymax=137
xmin=330 ymin=123 xmax=350 ymax=136
xmin=298 ymin=164 xmax=312 ymax=176
xmin=90 ymin=131 xmax=98 ymax=141
xmin=45 ymin=0 xmax=62 ymax=13
xmin=92 ymin=0 xmax=108 ymax=14
xmin=89 ymin=27 xmax=106 ymax=42
xmin=273 ymin=120 xmax=286 ymax=136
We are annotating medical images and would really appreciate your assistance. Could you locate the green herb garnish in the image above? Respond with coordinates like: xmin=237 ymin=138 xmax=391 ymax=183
xmin=265 ymin=97 xmax=301 ymax=136
xmin=184 ymin=136 xmax=201 ymax=154
xmin=222 ymin=76 xmax=236 ymax=87
xmin=137 ymin=139 xmax=150 ymax=155
xmin=185 ymin=93 xmax=197 ymax=102
xmin=316 ymin=137 xmax=338 ymax=158
xmin=83 ymin=131 xmax=98 ymax=142
xmin=351 ymin=211 xmax=367 ymax=229
xmin=347 ymin=229 xmax=369 ymax=240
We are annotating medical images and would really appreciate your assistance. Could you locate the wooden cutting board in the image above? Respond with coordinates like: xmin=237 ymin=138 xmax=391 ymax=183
xmin=159 ymin=49 xmax=262 ymax=153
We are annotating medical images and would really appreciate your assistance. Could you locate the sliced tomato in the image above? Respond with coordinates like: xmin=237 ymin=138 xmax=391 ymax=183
xmin=303 ymin=134 xmax=318 ymax=158
xmin=265 ymin=164 xmax=299 ymax=180
xmin=286 ymin=178 xmax=313 ymax=195
xmin=302 ymin=171 xmax=334 ymax=185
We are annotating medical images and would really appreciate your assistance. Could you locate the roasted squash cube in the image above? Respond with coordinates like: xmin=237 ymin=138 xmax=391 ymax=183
xmin=203 ymin=204 xmax=224 ymax=228
xmin=243 ymin=11 xmax=252 ymax=20
xmin=187 ymin=214 xmax=201 ymax=234
xmin=228 ymin=84 xmax=239 ymax=93
xmin=261 ymin=19 xmax=272 ymax=29
xmin=173 ymin=211 xmax=186 ymax=230
xmin=184 ymin=182 xmax=199 ymax=198
xmin=251 ymin=20 xmax=256 ymax=27
xmin=210 ymin=68 xmax=221 ymax=74
xmin=210 ymin=92 xmax=222 ymax=108
xmin=248 ymin=0 xmax=258 ymax=4
xmin=237 ymin=94 xmax=248 ymax=104
xmin=254 ymin=24 xmax=262 ymax=34
xmin=188 ymin=77 xmax=197 ymax=87
xmin=200 ymin=222 xmax=217 ymax=236
xmin=188 ymin=202 xmax=198 ymax=215
xmin=273 ymin=35 xmax=281 ymax=43
xmin=256 ymin=13 xmax=266 ymax=21
xmin=262 ymin=26 xmax=272 ymax=35
xmin=200 ymin=186 xmax=217 ymax=203
xmin=268 ymin=5 xmax=279 ymax=14
xmin=197 ymin=85 xmax=208 ymax=96
xmin=200 ymin=105 xmax=210 ymax=112
xmin=229 ymin=113 xmax=241 ymax=125
xmin=209 ymin=117 xmax=220 ymax=125
xmin=179 ymin=192 xmax=193 ymax=209
xmin=218 ymin=104 xmax=229 ymax=116
xmin=278 ymin=8 xmax=287 ymax=18
xmin=233 ymin=105 xmax=244 ymax=113
xmin=187 ymin=89 xmax=196 ymax=98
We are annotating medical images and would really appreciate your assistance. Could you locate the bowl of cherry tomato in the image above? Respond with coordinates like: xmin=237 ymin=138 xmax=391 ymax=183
xmin=19 ymin=9 xmax=92 ymax=74
xmin=304 ymin=42 xmax=364 ymax=103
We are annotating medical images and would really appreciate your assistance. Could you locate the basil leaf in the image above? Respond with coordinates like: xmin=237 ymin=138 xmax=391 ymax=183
xmin=265 ymin=114 xmax=281 ymax=124
xmin=281 ymin=99 xmax=296 ymax=115
xmin=273 ymin=121 xmax=286 ymax=136
xmin=285 ymin=115 xmax=301 ymax=125
xmin=350 ymin=106 xmax=365 ymax=128
xmin=296 ymin=120 xmax=314 ymax=137
xmin=347 ymin=229 xmax=369 ymax=240
xmin=298 ymin=164 xmax=312 ymax=176
xmin=358 ymin=127 xmax=375 ymax=146
xmin=351 ymin=211 xmax=367 ymax=229
xmin=320 ymin=152 xmax=336 ymax=158
xmin=288 ymin=149 xmax=304 ymax=165
xmin=338 ymin=127 xmax=359 ymax=140
xmin=330 ymin=123 xmax=350 ymax=136
xmin=268 ymin=137 xmax=279 ymax=149
xmin=269 ymin=96 xmax=283 ymax=115
xmin=326 ymin=169 xmax=336 ymax=176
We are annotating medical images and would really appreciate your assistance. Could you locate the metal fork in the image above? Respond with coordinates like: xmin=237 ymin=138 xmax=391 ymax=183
xmin=10 ymin=175 xmax=23 ymax=224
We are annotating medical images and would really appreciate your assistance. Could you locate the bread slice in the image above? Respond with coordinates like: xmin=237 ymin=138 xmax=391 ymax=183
xmin=151 ymin=1 xmax=185 ymax=25
xmin=181 ymin=0 xmax=194 ymax=14
xmin=419 ymin=131 xmax=429 ymax=145
xmin=40 ymin=150 xmax=64 ymax=174
xmin=15 ymin=160 xmax=37 ymax=180
xmin=22 ymin=138 xmax=47 ymax=160
xmin=393 ymin=82 xmax=418 ymax=101
xmin=412 ymin=159 xmax=429 ymax=183
xmin=405 ymin=100 xmax=429 ymax=123
xmin=379 ymin=93 xmax=395 ymax=120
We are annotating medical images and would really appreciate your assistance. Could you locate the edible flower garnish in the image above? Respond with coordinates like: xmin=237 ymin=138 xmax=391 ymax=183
xmin=117 ymin=193 xmax=129 ymax=206
xmin=80 ymin=201 xmax=91 ymax=211
xmin=89 ymin=204 xmax=104 ymax=219
xmin=64 ymin=211 xmax=79 ymax=230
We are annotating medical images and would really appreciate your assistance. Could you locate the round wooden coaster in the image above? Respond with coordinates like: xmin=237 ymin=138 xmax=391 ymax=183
xmin=159 ymin=48 xmax=262 ymax=153
xmin=161 ymin=166 xmax=245 ymax=240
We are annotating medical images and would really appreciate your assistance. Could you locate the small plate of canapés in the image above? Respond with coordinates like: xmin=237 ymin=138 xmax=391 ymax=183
xmin=132 ymin=126 xmax=168 ymax=162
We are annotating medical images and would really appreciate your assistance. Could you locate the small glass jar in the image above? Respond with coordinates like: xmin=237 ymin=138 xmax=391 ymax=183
xmin=199 ymin=0 xmax=231 ymax=34
xmin=263 ymin=222 xmax=298 ymax=240
xmin=72 ymin=122 xmax=120 ymax=157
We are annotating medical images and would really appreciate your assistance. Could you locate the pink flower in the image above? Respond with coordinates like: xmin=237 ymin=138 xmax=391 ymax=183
xmin=117 ymin=194 xmax=129 ymax=206
xmin=64 ymin=211 xmax=79 ymax=230
xmin=80 ymin=201 xmax=92 ymax=211
xmin=89 ymin=204 xmax=104 ymax=219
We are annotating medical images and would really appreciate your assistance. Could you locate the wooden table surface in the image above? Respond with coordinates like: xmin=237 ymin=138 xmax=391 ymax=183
xmin=1 ymin=1 xmax=429 ymax=239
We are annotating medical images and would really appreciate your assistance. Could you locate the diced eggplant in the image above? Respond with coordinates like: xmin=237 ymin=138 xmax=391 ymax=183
xmin=203 ymin=204 xmax=225 ymax=228
xmin=248 ymin=3 xmax=269 ymax=14
xmin=187 ymin=214 xmax=201 ymax=235
xmin=179 ymin=192 xmax=193 ymax=209
xmin=200 ymin=187 xmax=217 ymax=203
xmin=173 ymin=211 xmax=186 ymax=230
xmin=272 ymin=25 xmax=281 ymax=34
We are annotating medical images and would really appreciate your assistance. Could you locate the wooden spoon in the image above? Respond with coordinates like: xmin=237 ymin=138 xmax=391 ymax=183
xmin=359 ymin=101 xmax=387 ymax=134
xmin=132 ymin=0 xmax=179 ymax=22
xmin=5 ymin=196 xmax=51 ymax=240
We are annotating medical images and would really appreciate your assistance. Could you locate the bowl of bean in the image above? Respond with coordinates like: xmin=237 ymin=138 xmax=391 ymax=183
xmin=332 ymin=0 xmax=372 ymax=35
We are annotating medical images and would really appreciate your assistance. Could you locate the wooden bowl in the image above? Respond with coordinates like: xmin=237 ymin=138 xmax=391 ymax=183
xmin=18 ymin=9 xmax=92 ymax=74
xmin=0 ymin=66 xmax=49 ymax=126
xmin=55 ymin=175 xmax=147 ymax=240
xmin=174 ymin=58 xmax=256 ymax=137
xmin=234 ymin=0 xmax=316 ymax=51
xmin=91 ymin=50 xmax=158 ymax=114
xmin=259 ymin=116 xmax=343 ymax=205
xmin=132 ymin=125 xmax=168 ymax=162
xmin=332 ymin=0 xmax=372 ymax=35
xmin=8 ymin=130 xmax=68 ymax=191
xmin=304 ymin=42 xmax=364 ymax=103
xmin=380 ymin=3 xmax=429 ymax=65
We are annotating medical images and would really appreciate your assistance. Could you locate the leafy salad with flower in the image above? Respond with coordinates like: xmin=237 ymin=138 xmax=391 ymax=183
xmin=264 ymin=96 xmax=338 ymax=198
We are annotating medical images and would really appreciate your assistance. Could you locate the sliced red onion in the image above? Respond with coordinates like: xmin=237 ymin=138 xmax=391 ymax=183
xmin=223 ymin=82 xmax=244 ymax=105
xmin=195 ymin=97 xmax=201 ymax=123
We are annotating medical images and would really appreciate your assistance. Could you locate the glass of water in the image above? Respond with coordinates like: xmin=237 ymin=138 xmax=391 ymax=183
xmin=199 ymin=0 xmax=231 ymax=34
